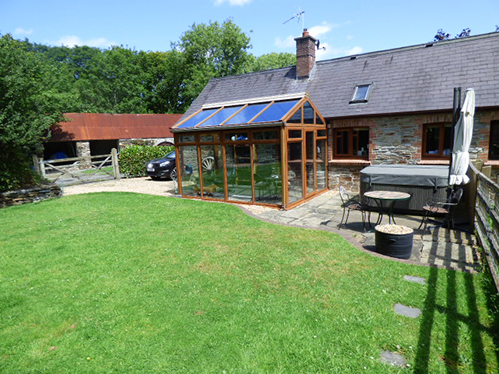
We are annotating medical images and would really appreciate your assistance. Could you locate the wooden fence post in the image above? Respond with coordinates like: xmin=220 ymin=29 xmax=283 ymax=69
xmin=39 ymin=157 xmax=46 ymax=178
xmin=111 ymin=148 xmax=121 ymax=180
xmin=32 ymin=155 xmax=41 ymax=175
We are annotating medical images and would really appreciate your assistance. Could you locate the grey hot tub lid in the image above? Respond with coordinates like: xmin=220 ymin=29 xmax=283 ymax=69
xmin=360 ymin=165 xmax=449 ymax=187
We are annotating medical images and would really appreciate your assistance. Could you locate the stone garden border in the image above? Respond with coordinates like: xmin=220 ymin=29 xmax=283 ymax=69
xmin=0 ymin=184 xmax=62 ymax=208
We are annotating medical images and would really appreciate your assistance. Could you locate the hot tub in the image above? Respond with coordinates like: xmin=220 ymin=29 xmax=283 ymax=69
xmin=360 ymin=165 xmax=449 ymax=213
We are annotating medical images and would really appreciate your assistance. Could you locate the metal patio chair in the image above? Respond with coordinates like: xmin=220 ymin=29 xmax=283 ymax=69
xmin=418 ymin=187 xmax=463 ymax=231
xmin=339 ymin=186 xmax=371 ymax=231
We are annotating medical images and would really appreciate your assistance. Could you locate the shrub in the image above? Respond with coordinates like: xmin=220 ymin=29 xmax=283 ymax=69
xmin=119 ymin=145 xmax=174 ymax=177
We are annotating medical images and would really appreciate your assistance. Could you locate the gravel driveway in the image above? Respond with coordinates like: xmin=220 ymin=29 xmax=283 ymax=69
xmin=62 ymin=176 xmax=273 ymax=215
xmin=62 ymin=177 xmax=177 ymax=197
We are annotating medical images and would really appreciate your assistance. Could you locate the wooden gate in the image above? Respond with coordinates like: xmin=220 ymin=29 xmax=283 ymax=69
xmin=33 ymin=148 xmax=121 ymax=185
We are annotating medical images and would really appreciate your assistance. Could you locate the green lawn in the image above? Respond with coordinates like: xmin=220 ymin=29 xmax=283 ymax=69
xmin=0 ymin=193 xmax=497 ymax=373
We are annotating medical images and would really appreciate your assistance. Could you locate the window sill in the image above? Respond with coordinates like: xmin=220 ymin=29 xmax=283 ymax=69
xmin=484 ymin=160 xmax=499 ymax=166
xmin=329 ymin=159 xmax=371 ymax=166
xmin=419 ymin=159 xmax=450 ymax=165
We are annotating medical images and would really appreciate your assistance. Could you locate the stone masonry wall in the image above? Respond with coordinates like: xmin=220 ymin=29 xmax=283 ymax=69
xmin=1 ymin=184 xmax=62 ymax=208
xmin=328 ymin=109 xmax=499 ymax=190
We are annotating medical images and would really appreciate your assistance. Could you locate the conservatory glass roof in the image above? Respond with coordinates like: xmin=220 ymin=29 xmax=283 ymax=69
xmin=173 ymin=95 xmax=309 ymax=131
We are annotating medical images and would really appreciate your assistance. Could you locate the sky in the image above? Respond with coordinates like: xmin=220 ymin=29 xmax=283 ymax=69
xmin=1 ymin=0 xmax=498 ymax=61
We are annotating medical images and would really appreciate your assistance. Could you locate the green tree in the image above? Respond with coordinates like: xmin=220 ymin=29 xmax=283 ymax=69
xmin=138 ymin=50 xmax=189 ymax=113
xmin=0 ymin=34 xmax=64 ymax=191
xmin=245 ymin=52 xmax=296 ymax=73
xmin=173 ymin=19 xmax=252 ymax=107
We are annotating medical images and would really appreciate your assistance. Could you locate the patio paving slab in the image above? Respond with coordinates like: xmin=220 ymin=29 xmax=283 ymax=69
xmin=246 ymin=190 xmax=480 ymax=272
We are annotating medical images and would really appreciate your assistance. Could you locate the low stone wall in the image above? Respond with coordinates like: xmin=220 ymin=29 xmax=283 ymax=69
xmin=328 ymin=164 xmax=365 ymax=192
xmin=0 ymin=184 xmax=62 ymax=208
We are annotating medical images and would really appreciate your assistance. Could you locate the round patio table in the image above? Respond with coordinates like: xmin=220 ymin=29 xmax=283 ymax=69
xmin=364 ymin=190 xmax=411 ymax=226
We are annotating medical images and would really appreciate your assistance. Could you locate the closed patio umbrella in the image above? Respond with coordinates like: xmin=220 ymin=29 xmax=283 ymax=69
xmin=449 ymin=88 xmax=475 ymax=185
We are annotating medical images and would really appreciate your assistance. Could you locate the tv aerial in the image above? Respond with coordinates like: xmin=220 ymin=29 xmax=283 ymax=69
xmin=283 ymin=8 xmax=305 ymax=31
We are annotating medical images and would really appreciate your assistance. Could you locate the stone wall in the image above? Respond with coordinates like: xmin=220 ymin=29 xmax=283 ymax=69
xmin=328 ymin=164 xmax=365 ymax=192
xmin=328 ymin=109 xmax=499 ymax=191
xmin=1 ymin=184 xmax=62 ymax=208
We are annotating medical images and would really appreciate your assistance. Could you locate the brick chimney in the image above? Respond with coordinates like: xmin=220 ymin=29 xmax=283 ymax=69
xmin=295 ymin=29 xmax=317 ymax=79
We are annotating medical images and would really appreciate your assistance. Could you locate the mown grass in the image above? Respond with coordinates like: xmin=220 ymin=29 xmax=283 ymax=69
xmin=0 ymin=193 xmax=497 ymax=373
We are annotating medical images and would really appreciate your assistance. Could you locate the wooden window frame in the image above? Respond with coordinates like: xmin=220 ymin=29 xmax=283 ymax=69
xmin=422 ymin=123 xmax=452 ymax=160
xmin=332 ymin=127 xmax=369 ymax=159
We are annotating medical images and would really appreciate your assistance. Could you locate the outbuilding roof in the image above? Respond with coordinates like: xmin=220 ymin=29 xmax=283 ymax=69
xmin=50 ymin=113 xmax=182 ymax=142
xmin=182 ymin=32 xmax=499 ymax=121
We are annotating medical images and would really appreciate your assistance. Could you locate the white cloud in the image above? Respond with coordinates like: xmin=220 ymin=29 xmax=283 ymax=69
xmin=214 ymin=0 xmax=252 ymax=5
xmin=55 ymin=35 xmax=116 ymax=48
xmin=324 ymin=45 xmax=363 ymax=59
xmin=345 ymin=46 xmax=363 ymax=55
xmin=14 ymin=27 xmax=33 ymax=36
xmin=274 ymin=35 xmax=295 ymax=49
xmin=308 ymin=22 xmax=333 ymax=38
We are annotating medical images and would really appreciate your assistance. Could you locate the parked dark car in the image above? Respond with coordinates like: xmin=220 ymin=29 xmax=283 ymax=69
xmin=146 ymin=151 xmax=177 ymax=180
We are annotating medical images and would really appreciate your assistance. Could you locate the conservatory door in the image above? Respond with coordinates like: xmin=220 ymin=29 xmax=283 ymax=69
xmin=305 ymin=131 xmax=316 ymax=197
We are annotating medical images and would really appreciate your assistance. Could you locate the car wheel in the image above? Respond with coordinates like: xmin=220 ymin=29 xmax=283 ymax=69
xmin=170 ymin=167 xmax=177 ymax=181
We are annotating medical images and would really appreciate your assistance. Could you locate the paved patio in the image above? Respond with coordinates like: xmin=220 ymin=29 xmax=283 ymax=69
xmin=244 ymin=190 xmax=480 ymax=273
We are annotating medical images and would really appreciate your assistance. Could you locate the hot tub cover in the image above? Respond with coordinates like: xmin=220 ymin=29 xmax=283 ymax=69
xmin=360 ymin=165 xmax=449 ymax=188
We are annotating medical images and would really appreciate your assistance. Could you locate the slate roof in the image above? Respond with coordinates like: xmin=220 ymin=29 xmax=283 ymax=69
xmin=182 ymin=32 xmax=499 ymax=121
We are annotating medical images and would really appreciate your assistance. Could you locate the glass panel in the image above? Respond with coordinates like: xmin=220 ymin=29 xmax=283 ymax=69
xmin=224 ymin=103 xmax=269 ymax=125
xmin=316 ymin=139 xmax=327 ymax=190
xmin=335 ymin=130 xmax=349 ymax=155
xmin=287 ymin=107 xmax=302 ymax=124
xmin=443 ymin=125 xmax=452 ymax=156
xmin=179 ymin=145 xmax=200 ymax=197
xmin=226 ymin=132 xmax=249 ymax=141
xmin=226 ymin=144 xmax=252 ymax=202
xmin=252 ymin=100 xmax=298 ymax=123
xmin=253 ymin=130 xmax=279 ymax=140
xmin=425 ymin=126 xmax=440 ymax=154
xmin=200 ymin=145 xmax=224 ymax=200
xmin=179 ymin=134 xmax=196 ymax=143
xmin=316 ymin=113 xmax=324 ymax=125
xmin=200 ymin=134 xmax=216 ymax=142
xmin=490 ymin=121 xmax=499 ymax=159
xmin=354 ymin=129 xmax=369 ymax=156
xmin=306 ymin=132 xmax=315 ymax=193
xmin=303 ymin=102 xmax=314 ymax=124
xmin=352 ymin=85 xmax=370 ymax=101
xmin=177 ymin=109 xmax=219 ymax=129
xmin=198 ymin=106 xmax=243 ymax=128
xmin=317 ymin=130 xmax=327 ymax=137
xmin=287 ymin=142 xmax=303 ymax=204
xmin=289 ymin=130 xmax=302 ymax=138
xmin=253 ymin=144 xmax=282 ymax=205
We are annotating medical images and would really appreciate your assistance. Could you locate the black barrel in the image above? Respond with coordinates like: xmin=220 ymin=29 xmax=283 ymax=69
xmin=375 ymin=225 xmax=414 ymax=259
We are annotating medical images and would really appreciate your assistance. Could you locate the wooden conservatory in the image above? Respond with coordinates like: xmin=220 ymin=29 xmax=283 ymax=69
xmin=171 ymin=93 xmax=328 ymax=209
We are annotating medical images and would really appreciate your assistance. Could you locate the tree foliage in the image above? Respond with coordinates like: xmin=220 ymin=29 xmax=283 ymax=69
xmin=0 ymin=19 xmax=297 ymax=190
xmin=173 ymin=19 xmax=252 ymax=107
xmin=434 ymin=28 xmax=471 ymax=41
xmin=0 ymin=34 xmax=65 ymax=191
xmin=244 ymin=52 xmax=296 ymax=73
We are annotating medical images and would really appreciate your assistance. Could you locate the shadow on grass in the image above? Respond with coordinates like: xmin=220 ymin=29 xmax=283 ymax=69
xmin=414 ymin=236 xmax=497 ymax=373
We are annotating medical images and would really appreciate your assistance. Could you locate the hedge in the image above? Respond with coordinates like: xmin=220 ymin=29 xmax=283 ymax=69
xmin=119 ymin=145 xmax=174 ymax=177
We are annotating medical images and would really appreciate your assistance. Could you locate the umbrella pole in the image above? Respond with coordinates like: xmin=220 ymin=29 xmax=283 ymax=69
xmin=448 ymin=87 xmax=462 ymax=194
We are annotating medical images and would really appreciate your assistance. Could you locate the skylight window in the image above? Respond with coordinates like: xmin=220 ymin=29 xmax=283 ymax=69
xmin=350 ymin=84 xmax=372 ymax=103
